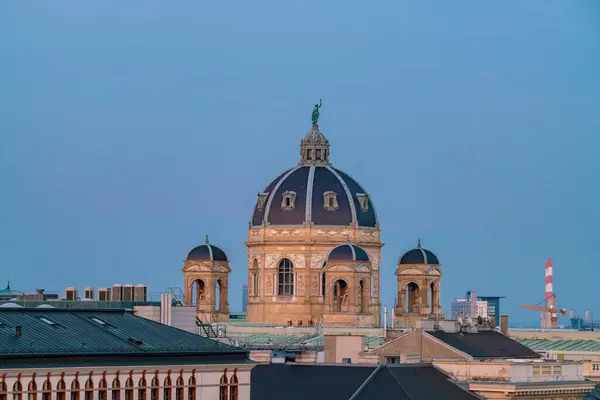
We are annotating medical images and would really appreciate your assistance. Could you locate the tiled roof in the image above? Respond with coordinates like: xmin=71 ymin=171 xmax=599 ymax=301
xmin=428 ymin=330 xmax=541 ymax=359
xmin=517 ymin=338 xmax=600 ymax=352
xmin=0 ymin=308 xmax=245 ymax=358
xmin=251 ymin=363 xmax=478 ymax=400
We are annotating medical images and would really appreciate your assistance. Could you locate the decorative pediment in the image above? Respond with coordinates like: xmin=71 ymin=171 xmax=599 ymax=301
xmin=425 ymin=266 xmax=441 ymax=276
xmin=184 ymin=264 xmax=211 ymax=272
xmin=213 ymin=264 xmax=231 ymax=273
xmin=326 ymin=265 xmax=354 ymax=272
xmin=325 ymin=263 xmax=370 ymax=273
xmin=184 ymin=263 xmax=231 ymax=273
xmin=397 ymin=267 xmax=425 ymax=276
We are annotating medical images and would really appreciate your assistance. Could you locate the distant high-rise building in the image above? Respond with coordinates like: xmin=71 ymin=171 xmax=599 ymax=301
xmin=451 ymin=291 xmax=505 ymax=326
xmin=242 ymin=284 xmax=248 ymax=313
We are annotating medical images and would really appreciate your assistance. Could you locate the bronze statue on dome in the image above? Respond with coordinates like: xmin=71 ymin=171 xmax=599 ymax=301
xmin=311 ymin=98 xmax=322 ymax=125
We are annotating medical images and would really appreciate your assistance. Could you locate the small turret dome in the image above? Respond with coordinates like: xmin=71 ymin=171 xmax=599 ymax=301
xmin=399 ymin=239 xmax=440 ymax=265
xmin=327 ymin=240 xmax=370 ymax=262
xmin=186 ymin=235 xmax=228 ymax=262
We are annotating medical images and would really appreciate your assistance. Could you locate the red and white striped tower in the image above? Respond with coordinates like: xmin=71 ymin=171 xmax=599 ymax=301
xmin=544 ymin=258 xmax=556 ymax=328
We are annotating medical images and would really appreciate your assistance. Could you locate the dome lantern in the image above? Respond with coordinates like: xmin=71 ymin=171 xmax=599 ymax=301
xmin=300 ymin=123 xmax=330 ymax=165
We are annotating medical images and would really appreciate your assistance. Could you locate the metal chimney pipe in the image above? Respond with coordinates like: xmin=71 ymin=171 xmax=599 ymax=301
xmin=500 ymin=315 xmax=508 ymax=335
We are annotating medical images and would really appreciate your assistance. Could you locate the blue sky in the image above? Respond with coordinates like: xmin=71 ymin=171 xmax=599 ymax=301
xmin=1 ymin=1 xmax=599 ymax=325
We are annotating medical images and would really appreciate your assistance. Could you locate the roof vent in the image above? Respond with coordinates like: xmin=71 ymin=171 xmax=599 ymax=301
xmin=128 ymin=337 xmax=143 ymax=345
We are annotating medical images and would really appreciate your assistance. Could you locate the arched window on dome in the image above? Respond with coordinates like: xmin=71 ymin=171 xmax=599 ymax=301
xmin=321 ymin=262 xmax=327 ymax=299
xmin=277 ymin=259 xmax=294 ymax=296
xmin=358 ymin=280 xmax=368 ymax=313
xmin=406 ymin=282 xmax=420 ymax=314
xmin=191 ymin=279 xmax=206 ymax=306
xmin=429 ymin=282 xmax=438 ymax=314
xmin=332 ymin=280 xmax=348 ymax=312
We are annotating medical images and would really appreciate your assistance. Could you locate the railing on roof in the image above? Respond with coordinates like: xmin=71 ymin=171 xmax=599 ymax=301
xmin=166 ymin=287 xmax=185 ymax=306
xmin=0 ymin=299 xmax=161 ymax=309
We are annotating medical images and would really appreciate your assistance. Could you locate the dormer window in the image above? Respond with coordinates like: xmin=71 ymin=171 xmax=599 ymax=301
xmin=281 ymin=191 xmax=297 ymax=211
xmin=256 ymin=192 xmax=269 ymax=211
xmin=356 ymin=193 xmax=369 ymax=212
xmin=323 ymin=191 xmax=339 ymax=211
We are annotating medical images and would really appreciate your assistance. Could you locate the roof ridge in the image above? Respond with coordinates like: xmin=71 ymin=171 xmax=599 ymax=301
xmin=348 ymin=364 xmax=384 ymax=400
xmin=380 ymin=366 xmax=415 ymax=400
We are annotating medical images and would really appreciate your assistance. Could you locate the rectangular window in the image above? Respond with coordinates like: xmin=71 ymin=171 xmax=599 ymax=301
xmin=306 ymin=149 xmax=312 ymax=160
xmin=385 ymin=356 xmax=401 ymax=364
xmin=316 ymin=149 xmax=321 ymax=159
xmin=532 ymin=366 xmax=541 ymax=377
xmin=253 ymin=273 xmax=259 ymax=296
xmin=541 ymin=365 xmax=552 ymax=376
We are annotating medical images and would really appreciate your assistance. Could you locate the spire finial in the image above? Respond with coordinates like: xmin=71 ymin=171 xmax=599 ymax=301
xmin=6 ymin=280 xmax=10 ymax=290
xmin=345 ymin=235 xmax=351 ymax=244
xmin=204 ymin=234 xmax=209 ymax=244
xmin=417 ymin=238 xmax=421 ymax=248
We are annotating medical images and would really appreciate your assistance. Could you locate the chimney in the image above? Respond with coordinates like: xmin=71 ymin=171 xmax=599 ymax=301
xmin=16 ymin=326 xmax=22 ymax=337
xmin=500 ymin=315 xmax=508 ymax=335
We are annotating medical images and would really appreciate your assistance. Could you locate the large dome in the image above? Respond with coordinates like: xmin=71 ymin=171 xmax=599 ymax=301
xmin=250 ymin=124 xmax=378 ymax=228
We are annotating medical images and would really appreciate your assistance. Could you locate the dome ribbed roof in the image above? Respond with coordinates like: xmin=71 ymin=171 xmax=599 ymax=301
xmin=399 ymin=240 xmax=440 ymax=265
xmin=327 ymin=242 xmax=370 ymax=262
xmin=186 ymin=235 xmax=228 ymax=262
xmin=251 ymin=165 xmax=378 ymax=228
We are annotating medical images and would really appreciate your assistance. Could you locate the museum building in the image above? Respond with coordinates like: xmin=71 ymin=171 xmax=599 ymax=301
xmin=182 ymin=114 xmax=443 ymax=328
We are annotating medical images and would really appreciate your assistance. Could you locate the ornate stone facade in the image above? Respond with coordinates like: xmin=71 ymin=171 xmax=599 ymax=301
xmin=245 ymin=123 xmax=383 ymax=327
xmin=182 ymin=237 xmax=231 ymax=323
xmin=394 ymin=240 xmax=443 ymax=328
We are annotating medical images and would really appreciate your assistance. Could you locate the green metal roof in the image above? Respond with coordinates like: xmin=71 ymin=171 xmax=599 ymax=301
xmin=0 ymin=308 xmax=245 ymax=358
xmin=0 ymin=281 xmax=22 ymax=295
xmin=517 ymin=338 xmax=600 ymax=352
